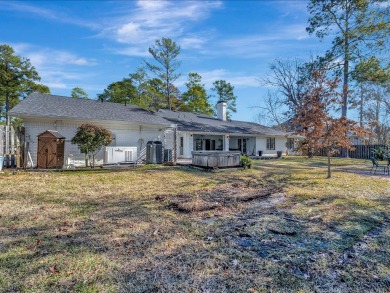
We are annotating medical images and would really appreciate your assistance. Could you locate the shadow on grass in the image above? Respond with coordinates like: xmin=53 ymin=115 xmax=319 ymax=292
xmin=1 ymin=165 xmax=390 ymax=292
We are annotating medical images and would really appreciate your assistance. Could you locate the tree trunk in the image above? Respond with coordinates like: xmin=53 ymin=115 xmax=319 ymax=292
xmin=327 ymin=148 xmax=331 ymax=179
xmin=342 ymin=0 xmax=349 ymax=119
xmin=166 ymin=71 xmax=171 ymax=110
xmin=341 ymin=12 xmax=349 ymax=157
xmin=85 ymin=154 xmax=89 ymax=168
xmin=359 ymin=85 xmax=364 ymax=126
xmin=5 ymin=93 xmax=10 ymax=126
xmin=308 ymin=147 xmax=313 ymax=159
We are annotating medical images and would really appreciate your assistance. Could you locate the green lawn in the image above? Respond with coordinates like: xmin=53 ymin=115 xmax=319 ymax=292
xmin=1 ymin=157 xmax=389 ymax=292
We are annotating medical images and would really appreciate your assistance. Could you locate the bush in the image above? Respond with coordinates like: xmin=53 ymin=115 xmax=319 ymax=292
xmin=240 ymin=155 xmax=252 ymax=169
xmin=71 ymin=123 xmax=112 ymax=168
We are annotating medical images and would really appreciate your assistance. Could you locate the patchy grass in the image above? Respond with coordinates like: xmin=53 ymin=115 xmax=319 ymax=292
xmin=0 ymin=157 xmax=389 ymax=292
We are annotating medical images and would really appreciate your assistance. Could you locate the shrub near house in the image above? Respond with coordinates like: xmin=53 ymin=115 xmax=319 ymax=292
xmin=71 ymin=123 xmax=112 ymax=168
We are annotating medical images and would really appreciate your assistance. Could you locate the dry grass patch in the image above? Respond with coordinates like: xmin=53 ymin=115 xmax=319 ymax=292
xmin=1 ymin=159 xmax=390 ymax=292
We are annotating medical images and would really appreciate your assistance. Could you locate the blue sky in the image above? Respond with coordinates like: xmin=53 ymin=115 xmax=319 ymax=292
xmin=1 ymin=0 xmax=330 ymax=122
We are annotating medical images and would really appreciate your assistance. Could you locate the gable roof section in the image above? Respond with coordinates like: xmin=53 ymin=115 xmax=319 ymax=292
xmin=156 ymin=110 xmax=288 ymax=136
xmin=9 ymin=93 xmax=172 ymax=126
xmin=38 ymin=130 xmax=65 ymax=139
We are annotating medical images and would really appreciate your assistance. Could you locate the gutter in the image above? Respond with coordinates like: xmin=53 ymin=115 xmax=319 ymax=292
xmin=8 ymin=113 xmax=173 ymax=128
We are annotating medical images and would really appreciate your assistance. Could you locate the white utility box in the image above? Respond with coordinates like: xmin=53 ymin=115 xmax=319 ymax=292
xmin=104 ymin=146 xmax=138 ymax=164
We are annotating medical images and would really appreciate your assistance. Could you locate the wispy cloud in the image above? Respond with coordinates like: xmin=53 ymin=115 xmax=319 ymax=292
xmin=273 ymin=1 xmax=309 ymax=18
xmin=102 ymin=0 xmax=222 ymax=56
xmin=202 ymin=23 xmax=313 ymax=59
xmin=13 ymin=45 xmax=97 ymax=67
xmin=221 ymin=23 xmax=310 ymax=45
xmin=11 ymin=43 xmax=97 ymax=90
xmin=2 ymin=1 xmax=221 ymax=57
xmin=0 ymin=2 xmax=98 ymax=29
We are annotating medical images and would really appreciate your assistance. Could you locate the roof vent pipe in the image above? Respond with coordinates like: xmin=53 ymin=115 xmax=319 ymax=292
xmin=217 ymin=100 xmax=227 ymax=121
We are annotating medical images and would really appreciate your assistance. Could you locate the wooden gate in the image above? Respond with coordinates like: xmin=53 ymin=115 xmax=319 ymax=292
xmin=37 ymin=130 xmax=65 ymax=169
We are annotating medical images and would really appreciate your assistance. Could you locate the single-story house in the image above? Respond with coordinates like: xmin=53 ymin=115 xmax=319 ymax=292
xmin=9 ymin=94 xmax=293 ymax=167
xmin=156 ymin=100 xmax=291 ymax=159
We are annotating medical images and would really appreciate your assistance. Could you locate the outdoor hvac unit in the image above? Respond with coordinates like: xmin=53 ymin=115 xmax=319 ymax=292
xmin=104 ymin=146 xmax=138 ymax=164
xmin=146 ymin=141 xmax=163 ymax=164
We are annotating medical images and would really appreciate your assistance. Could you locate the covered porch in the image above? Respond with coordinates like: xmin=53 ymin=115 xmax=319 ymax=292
xmin=177 ymin=132 xmax=257 ymax=159
xmin=228 ymin=135 xmax=257 ymax=156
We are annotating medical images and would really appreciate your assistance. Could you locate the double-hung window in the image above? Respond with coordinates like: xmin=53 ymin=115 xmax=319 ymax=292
xmin=266 ymin=137 xmax=275 ymax=150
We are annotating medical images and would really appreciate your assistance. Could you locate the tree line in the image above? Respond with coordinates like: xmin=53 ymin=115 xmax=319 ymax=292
xmin=259 ymin=0 xmax=390 ymax=146
xmin=95 ymin=37 xmax=237 ymax=118
xmin=0 ymin=38 xmax=238 ymax=126
xmin=0 ymin=45 xmax=50 ymax=126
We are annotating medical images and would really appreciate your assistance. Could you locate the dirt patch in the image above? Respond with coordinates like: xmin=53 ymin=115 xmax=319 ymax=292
xmin=161 ymin=182 xmax=283 ymax=213
xmin=167 ymin=200 xmax=219 ymax=213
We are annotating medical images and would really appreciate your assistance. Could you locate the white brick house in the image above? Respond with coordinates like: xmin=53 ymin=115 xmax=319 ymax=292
xmin=9 ymin=94 xmax=292 ymax=167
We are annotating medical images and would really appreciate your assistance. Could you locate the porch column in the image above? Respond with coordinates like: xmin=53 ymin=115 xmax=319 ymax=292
xmin=224 ymin=135 xmax=230 ymax=151
xmin=188 ymin=134 xmax=194 ymax=158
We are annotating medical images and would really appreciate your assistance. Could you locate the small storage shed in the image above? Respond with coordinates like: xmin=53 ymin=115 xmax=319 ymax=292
xmin=37 ymin=130 xmax=65 ymax=169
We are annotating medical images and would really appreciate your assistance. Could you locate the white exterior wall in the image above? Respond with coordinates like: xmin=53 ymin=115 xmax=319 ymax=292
xmin=177 ymin=132 xmax=193 ymax=159
xmin=23 ymin=118 xmax=169 ymax=167
xmin=255 ymin=136 xmax=287 ymax=155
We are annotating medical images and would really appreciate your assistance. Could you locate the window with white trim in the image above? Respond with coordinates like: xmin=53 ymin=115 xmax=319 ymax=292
xmin=266 ymin=137 xmax=275 ymax=150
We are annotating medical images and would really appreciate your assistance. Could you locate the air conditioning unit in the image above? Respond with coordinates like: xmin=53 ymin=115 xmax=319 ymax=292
xmin=104 ymin=146 xmax=138 ymax=164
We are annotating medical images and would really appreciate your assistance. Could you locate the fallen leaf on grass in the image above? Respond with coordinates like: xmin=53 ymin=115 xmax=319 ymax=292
xmin=49 ymin=265 xmax=60 ymax=274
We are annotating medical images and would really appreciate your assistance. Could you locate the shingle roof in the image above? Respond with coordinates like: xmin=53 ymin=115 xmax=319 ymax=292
xmin=156 ymin=110 xmax=288 ymax=136
xmin=9 ymin=93 xmax=288 ymax=136
xmin=9 ymin=93 xmax=172 ymax=126
xmin=38 ymin=130 xmax=65 ymax=139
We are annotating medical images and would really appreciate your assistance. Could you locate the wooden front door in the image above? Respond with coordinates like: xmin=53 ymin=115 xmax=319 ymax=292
xmin=37 ymin=139 xmax=57 ymax=169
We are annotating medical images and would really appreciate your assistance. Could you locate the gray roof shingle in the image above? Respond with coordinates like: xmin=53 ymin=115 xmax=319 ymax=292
xmin=9 ymin=93 xmax=172 ymax=126
xmin=9 ymin=93 xmax=288 ymax=136
xmin=156 ymin=110 xmax=288 ymax=136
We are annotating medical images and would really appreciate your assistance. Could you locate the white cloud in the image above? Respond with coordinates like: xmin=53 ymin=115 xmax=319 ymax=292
xmin=272 ymin=1 xmax=309 ymax=18
xmin=0 ymin=2 xmax=98 ymax=29
xmin=24 ymin=49 xmax=96 ymax=67
xmin=11 ymin=43 xmax=97 ymax=90
xmin=102 ymin=0 xmax=222 ymax=55
xmin=44 ymin=82 xmax=68 ymax=89
xmin=136 ymin=0 xmax=170 ymax=11
xmin=221 ymin=24 xmax=309 ymax=46
xmin=116 ymin=22 xmax=141 ymax=41
xmin=3 ymin=1 xmax=222 ymax=57
xmin=181 ymin=37 xmax=207 ymax=49
xmin=55 ymin=52 xmax=94 ymax=66
xmin=113 ymin=47 xmax=149 ymax=57
xmin=205 ymin=23 xmax=312 ymax=59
